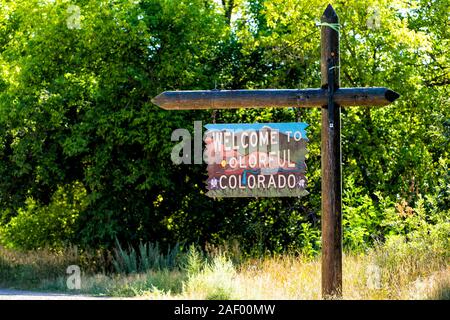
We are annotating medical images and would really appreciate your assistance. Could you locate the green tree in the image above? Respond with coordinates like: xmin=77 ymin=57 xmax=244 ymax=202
xmin=0 ymin=0 xmax=448 ymax=253
xmin=0 ymin=0 xmax=227 ymax=247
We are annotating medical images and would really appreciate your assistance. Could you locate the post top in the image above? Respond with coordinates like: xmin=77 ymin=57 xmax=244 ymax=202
xmin=322 ymin=4 xmax=338 ymax=22
xmin=385 ymin=89 xmax=400 ymax=103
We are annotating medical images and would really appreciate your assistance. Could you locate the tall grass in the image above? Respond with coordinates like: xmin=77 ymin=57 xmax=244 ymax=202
xmin=182 ymin=246 xmax=237 ymax=300
xmin=0 ymin=245 xmax=111 ymax=289
xmin=1 ymin=237 xmax=448 ymax=299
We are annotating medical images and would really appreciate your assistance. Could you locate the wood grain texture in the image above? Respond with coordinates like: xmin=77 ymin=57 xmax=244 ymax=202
xmin=321 ymin=3 xmax=342 ymax=299
xmin=152 ymin=87 xmax=399 ymax=110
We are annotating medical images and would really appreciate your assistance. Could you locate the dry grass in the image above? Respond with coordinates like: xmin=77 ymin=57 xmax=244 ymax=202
xmin=1 ymin=244 xmax=448 ymax=299
xmin=138 ymin=253 xmax=449 ymax=300
xmin=0 ymin=245 xmax=112 ymax=289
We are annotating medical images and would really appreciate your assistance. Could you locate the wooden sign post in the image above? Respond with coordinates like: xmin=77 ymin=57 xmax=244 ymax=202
xmin=152 ymin=4 xmax=399 ymax=299
xmin=320 ymin=4 xmax=342 ymax=299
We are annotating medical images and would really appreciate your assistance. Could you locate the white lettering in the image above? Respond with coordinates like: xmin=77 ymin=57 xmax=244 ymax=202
xmin=288 ymin=174 xmax=296 ymax=188
xmin=219 ymin=175 xmax=227 ymax=189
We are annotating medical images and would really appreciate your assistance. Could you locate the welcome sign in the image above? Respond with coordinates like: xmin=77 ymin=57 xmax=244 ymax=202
xmin=204 ymin=123 xmax=309 ymax=197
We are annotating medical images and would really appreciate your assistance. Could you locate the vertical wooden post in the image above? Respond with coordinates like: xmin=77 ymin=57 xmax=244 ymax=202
xmin=320 ymin=4 xmax=342 ymax=299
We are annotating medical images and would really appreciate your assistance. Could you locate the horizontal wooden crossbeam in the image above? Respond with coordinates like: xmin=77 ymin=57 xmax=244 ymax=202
xmin=152 ymin=87 xmax=400 ymax=110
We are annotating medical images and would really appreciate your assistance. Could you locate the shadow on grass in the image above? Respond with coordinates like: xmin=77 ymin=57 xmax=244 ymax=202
xmin=431 ymin=285 xmax=450 ymax=300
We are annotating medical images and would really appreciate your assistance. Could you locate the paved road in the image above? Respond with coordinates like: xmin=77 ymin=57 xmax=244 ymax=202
xmin=0 ymin=288 xmax=119 ymax=300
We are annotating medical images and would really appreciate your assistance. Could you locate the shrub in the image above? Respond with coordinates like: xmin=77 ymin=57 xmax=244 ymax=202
xmin=368 ymin=205 xmax=450 ymax=296
xmin=112 ymin=240 xmax=183 ymax=274
xmin=183 ymin=245 xmax=204 ymax=276
xmin=0 ymin=182 xmax=87 ymax=250
xmin=183 ymin=254 xmax=236 ymax=300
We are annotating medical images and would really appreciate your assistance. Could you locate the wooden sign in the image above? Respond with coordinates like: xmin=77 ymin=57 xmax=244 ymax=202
xmin=204 ymin=123 xmax=309 ymax=197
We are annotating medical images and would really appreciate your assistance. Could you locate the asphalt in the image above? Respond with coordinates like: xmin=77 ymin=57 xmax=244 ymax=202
xmin=0 ymin=288 xmax=115 ymax=300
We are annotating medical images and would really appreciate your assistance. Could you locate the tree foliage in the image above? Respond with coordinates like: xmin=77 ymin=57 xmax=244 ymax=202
xmin=0 ymin=0 xmax=448 ymax=252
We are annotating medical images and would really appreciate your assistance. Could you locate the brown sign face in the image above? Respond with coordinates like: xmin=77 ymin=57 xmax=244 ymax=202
xmin=204 ymin=123 xmax=309 ymax=198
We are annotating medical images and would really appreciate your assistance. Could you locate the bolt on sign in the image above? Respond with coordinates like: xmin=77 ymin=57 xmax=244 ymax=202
xmin=204 ymin=123 xmax=309 ymax=198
